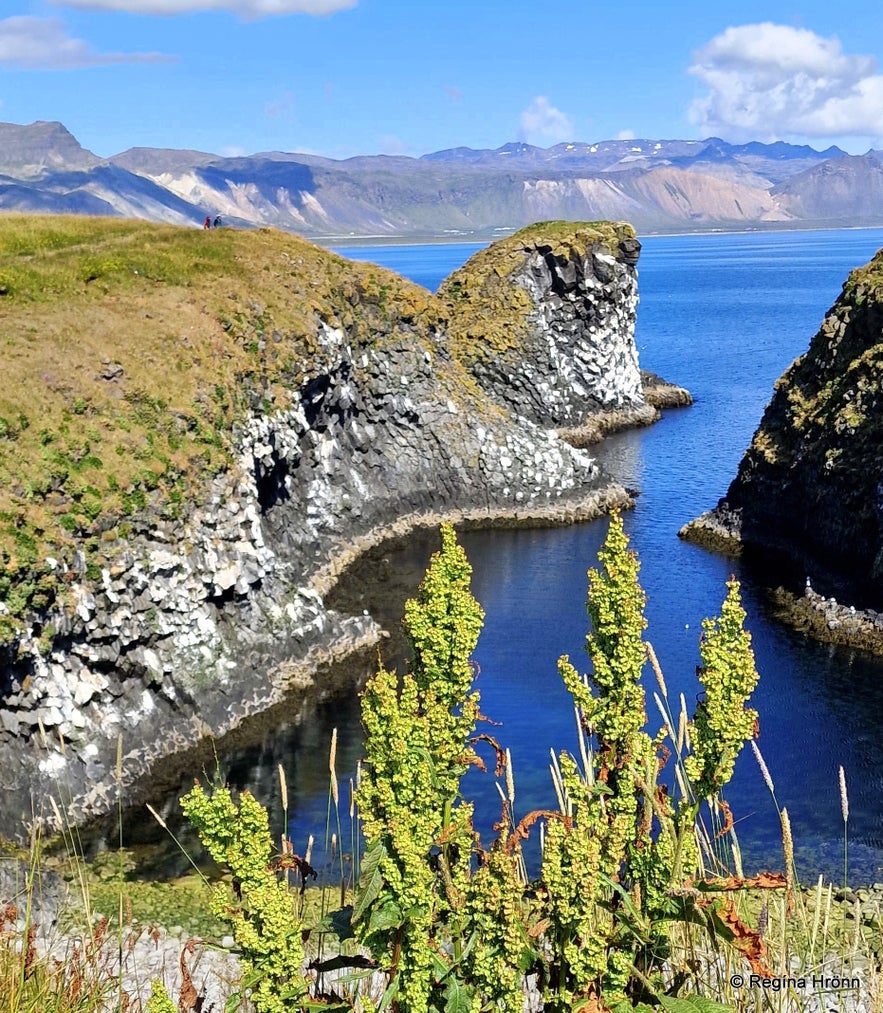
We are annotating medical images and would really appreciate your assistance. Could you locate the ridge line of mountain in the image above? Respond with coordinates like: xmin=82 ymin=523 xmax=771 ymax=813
xmin=2 ymin=119 xmax=882 ymax=238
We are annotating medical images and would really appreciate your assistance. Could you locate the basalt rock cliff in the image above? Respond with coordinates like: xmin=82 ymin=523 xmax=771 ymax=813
xmin=682 ymin=249 xmax=883 ymax=622
xmin=0 ymin=216 xmax=673 ymax=837
xmin=438 ymin=223 xmax=656 ymax=438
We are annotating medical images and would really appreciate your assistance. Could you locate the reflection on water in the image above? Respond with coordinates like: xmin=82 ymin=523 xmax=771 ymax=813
xmin=97 ymin=655 xmax=373 ymax=879
xmin=594 ymin=427 xmax=645 ymax=491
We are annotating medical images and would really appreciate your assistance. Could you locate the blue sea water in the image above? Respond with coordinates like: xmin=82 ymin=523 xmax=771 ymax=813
xmin=329 ymin=230 xmax=883 ymax=884
xmin=131 ymin=231 xmax=883 ymax=885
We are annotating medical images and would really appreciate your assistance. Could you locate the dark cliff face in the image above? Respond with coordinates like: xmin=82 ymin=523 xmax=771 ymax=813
xmin=703 ymin=250 xmax=883 ymax=606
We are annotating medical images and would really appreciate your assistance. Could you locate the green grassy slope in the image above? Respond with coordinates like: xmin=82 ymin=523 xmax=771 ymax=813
xmin=0 ymin=215 xmax=438 ymax=636
xmin=0 ymin=215 xmax=638 ymax=643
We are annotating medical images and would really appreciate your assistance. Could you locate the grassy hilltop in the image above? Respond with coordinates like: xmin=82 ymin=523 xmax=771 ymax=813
xmin=0 ymin=215 xmax=438 ymax=636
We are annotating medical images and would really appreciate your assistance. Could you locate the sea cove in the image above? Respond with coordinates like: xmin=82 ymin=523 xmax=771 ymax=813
xmin=179 ymin=228 xmax=883 ymax=885
xmin=0 ymin=220 xmax=644 ymax=835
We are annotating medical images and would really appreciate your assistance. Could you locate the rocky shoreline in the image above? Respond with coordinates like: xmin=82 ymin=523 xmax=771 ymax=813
xmin=768 ymin=586 xmax=883 ymax=656
xmin=556 ymin=372 xmax=693 ymax=448
xmin=678 ymin=507 xmax=744 ymax=558
xmin=640 ymin=369 xmax=694 ymax=410
xmin=0 ymin=403 xmax=636 ymax=840
xmin=125 ymin=482 xmax=637 ymax=829
xmin=680 ymin=509 xmax=883 ymax=655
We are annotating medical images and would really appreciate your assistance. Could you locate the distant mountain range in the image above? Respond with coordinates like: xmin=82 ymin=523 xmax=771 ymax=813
xmin=2 ymin=120 xmax=883 ymax=238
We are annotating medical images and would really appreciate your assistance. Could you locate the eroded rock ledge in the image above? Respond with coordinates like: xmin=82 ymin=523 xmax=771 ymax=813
xmin=681 ymin=248 xmax=883 ymax=650
xmin=0 ymin=218 xmax=682 ymax=836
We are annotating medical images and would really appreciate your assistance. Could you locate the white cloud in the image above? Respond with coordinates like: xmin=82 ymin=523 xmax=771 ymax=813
xmin=50 ymin=0 xmax=356 ymax=16
xmin=518 ymin=96 xmax=574 ymax=145
xmin=689 ymin=23 xmax=883 ymax=143
xmin=616 ymin=129 xmax=636 ymax=140
xmin=0 ymin=15 xmax=173 ymax=68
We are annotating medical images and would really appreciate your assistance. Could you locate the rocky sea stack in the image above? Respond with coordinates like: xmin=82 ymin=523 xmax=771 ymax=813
xmin=682 ymin=247 xmax=883 ymax=647
xmin=0 ymin=215 xmax=682 ymax=836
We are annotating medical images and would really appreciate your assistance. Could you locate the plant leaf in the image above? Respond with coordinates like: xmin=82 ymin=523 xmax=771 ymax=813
xmin=352 ymin=839 xmax=387 ymax=924
xmin=368 ymin=896 xmax=403 ymax=933
xmin=444 ymin=977 xmax=473 ymax=1013
xmin=314 ymin=904 xmax=356 ymax=941
xmin=376 ymin=977 xmax=399 ymax=1013
xmin=659 ymin=996 xmax=736 ymax=1013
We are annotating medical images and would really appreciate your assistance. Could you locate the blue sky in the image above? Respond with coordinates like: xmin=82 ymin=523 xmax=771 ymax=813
xmin=2 ymin=0 xmax=883 ymax=159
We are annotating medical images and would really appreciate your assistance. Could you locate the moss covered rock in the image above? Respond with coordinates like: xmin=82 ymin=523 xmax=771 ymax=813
xmin=439 ymin=221 xmax=647 ymax=431
xmin=683 ymin=248 xmax=883 ymax=610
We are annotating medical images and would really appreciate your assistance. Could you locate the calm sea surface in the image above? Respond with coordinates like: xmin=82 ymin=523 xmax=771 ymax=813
xmin=130 ymin=232 xmax=883 ymax=884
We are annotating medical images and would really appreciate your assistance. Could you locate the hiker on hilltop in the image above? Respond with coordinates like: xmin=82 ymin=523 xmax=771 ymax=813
xmin=203 ymin=215 xmax=212 ymax=229
xmin=213 ymin=215 xmax=222 ymax=228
